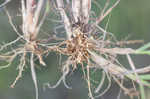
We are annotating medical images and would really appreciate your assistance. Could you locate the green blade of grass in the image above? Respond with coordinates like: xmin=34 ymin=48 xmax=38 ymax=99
xmin=139 ymin=74 xmax=150 ymax=80
xmin=135 ymin=50 xmax=150 ymax=55
xmin=136 ymin=42 xmax=150 ymax=52
xmin=139 ymin=84 xmax=146 ymax=99
xmin=126 ymin=74 xmax=150 ymax=88
xmin=46 ymin=0 xmax=50 ymax=13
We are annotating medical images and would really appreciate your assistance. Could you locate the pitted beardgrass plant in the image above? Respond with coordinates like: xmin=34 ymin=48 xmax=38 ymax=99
xmin=0 ymin=0 xmax=50 ymax=99
xmin=44 ymin=0 xmax=150 ymax=99
xmin=1 ymin=0 xmax=150 ymax=99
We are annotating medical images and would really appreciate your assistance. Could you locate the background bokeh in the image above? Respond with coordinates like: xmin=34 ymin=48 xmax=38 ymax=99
xmin=0 ymin=0 xmax=150 ymax=99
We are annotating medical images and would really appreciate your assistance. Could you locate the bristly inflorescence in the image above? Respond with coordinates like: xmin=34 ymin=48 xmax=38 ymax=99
xmin=0 ymin=0 xmax=150 ymax=99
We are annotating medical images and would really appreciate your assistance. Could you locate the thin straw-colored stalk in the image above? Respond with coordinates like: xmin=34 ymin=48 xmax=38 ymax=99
xmin=36 ymin=0 xmax=50 ymax=35
xmin=72 ymin=0 xmax=81 ymax=22
xmin=0 ymin=0 xmax=11 ymax=8
xmin=5 ymin=8 xmax=24 ymax=39
xmin=88 ymin=50 xmax=150 ymax=87
xmin=96 ymin=0 xmax=120 ymax=25
xmin=21 ymin=0 xmax=26 ymax=37
xmin=56 ymin=0 xmax=72 ymax=39
xmin=89 ymin=50 xmax=126 ymax=75
xmin=34 ymin=0 xmax=44 ymax=28
xmin=82 ymin=0 xmax=91 ymax=24
xmin=31 ymin=53 xmax=38 ymax=99
xmin=127 ymin=54 xmax=146 ymax=99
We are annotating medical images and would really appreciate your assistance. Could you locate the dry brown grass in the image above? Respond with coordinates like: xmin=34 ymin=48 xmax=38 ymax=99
xmin=0 ymin=0 xmax=150 ymax=99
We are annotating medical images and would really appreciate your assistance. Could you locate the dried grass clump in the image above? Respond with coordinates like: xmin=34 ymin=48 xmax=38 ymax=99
xmin=0 ymin=0 xmax=150 ymax=99
xmin=0 ymin=0 xmax=50 ymax=99
xmin=44 ymin=0 xmax=150 ymax=99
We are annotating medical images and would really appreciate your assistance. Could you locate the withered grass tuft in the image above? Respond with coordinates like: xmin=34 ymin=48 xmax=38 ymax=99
xmin=0 ymin=0 xmax=150 ymax=99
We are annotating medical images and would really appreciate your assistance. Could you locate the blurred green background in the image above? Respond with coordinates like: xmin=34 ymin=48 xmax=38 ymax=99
xmin=0 ymin=0 xmax=150 ymax=99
